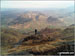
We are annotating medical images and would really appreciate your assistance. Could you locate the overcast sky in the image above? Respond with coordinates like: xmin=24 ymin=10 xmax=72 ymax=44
xmin=1 ymin=1 xmax=74 ymax=8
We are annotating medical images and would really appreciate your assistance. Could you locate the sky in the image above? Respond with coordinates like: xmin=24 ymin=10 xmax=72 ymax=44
xmin=1 ymin=1 xmax=74 ymax=8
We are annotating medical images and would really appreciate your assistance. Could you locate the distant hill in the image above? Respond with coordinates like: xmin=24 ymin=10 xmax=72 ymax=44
xmin=1 ymin=7 xmax=74 ymax=31
xmin=7 ymin=11 xmax=65 ymax=31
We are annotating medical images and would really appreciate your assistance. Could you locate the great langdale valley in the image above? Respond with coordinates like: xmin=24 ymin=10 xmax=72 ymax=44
xmin=1 ymin=1 xmax=74 ymax=55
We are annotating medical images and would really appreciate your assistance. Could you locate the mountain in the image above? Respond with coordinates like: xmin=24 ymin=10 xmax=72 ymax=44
xmin=1 ymin=24 xmax=74 ymax=55
xmin=1 ymin=6 xmax=74 ymax=31
xmin=7 ymin=11 xmax=65 ymax=31
xmin=1 ymin=6 xmax=74 ymax=55
xmin=7 ymin=24 xmax=74 ymax=55
xmin=1 ymin=9 xmax=28 ymax=26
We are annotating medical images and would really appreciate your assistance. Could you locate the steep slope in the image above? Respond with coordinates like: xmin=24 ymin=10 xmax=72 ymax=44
xmin=1 ymin=28 xmax=26 ymax=48
xmin=61 ymin=24 xmax=74 ymax=40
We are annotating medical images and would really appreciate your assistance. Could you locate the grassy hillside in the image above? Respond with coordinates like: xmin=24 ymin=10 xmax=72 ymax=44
xmin=1 ymin=24 xmax=74 ymax=55
xmin=1 ymin=28 xmax=26 ymax=48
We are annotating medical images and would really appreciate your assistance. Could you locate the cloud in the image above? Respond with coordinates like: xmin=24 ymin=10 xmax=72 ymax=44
xmin=1 ymin=1 xmax=74 ymax=8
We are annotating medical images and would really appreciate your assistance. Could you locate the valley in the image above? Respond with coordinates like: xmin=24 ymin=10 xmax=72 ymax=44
xmin=1 ymin=5 xmax=74 ymax=55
